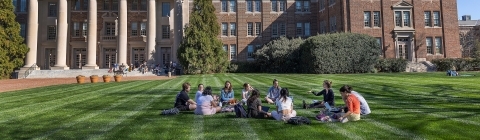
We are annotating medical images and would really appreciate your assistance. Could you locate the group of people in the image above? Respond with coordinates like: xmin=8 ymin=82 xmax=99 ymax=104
xmin=172 ymin=79 xmax=370 ymax=123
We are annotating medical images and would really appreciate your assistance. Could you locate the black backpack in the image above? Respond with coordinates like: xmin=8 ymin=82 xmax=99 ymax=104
xmin=234 ymin=104 xmax=248 ymax=118
xmin=287 ymin=116 xmax=311 ymax=125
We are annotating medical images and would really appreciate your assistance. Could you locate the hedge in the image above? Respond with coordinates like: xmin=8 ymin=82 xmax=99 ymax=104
xmin=431 ymin=58 xmax=480 ymax=71
xmin=375 ymin=58 xmax=408 ymax=73
xmin=254 ymin=37 xmax=304 ymax=73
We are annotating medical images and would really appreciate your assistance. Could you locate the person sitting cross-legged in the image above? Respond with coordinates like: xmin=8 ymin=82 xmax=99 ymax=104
xmin=265 ymin=79 xmax=281 ymax=104
xmin=247 ymin=89 xmax=271 ymax=118
xmin=174 ymin=82 xmax=197 ymax=111
xmin=194 ymin=86 xmax=221 ymax=115
xmin=337 ymin=85 xmax=361 ymax=123
xmin=271 ymin=88 xmax=297 ymax=121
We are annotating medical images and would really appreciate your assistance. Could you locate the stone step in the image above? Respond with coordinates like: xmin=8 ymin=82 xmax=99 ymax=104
xmin=25 ymin=69 xmax=165 ymax=79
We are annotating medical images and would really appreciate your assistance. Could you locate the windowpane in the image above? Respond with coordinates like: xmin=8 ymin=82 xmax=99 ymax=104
xmin=141 ymin=0 xmax=147 ymax=11
xmin=271 ymin=1 xmax=277 ymax=12
xmin=247 ymin=45 xmax=254 ymax=59
xmin=395 ymin=11 xmax=401 ymax=27
xmin=330 ymin=16 xmax=336 ymax=32
xmin=230 ymin=45 xmax=237 ymax=60
xmin=279 ymin=1 xmax=285 ymax=12
xmin=83 ymin=0 xmax=89 ymax=10
xmin=112 ymin=0 xmax=118 ymax=11
xmin=433 ymin=11 xmax=441 ymax=26
xmin=132 ymin=0 xmax=138 ymax=10
xmin=162 ymin=25 xmax=170 ymax=39
xmin=104 ymin=0 xmax=109 ymax=10
xmin=296 ymin=23 xmax=302 ymax=36
xmin=330 ymin=0 xmax=335 ymax=6
xmin=255 ymin=22 xmax=261 ymax=36
xmin=13 ymin=0 xmax=17 ymax=12
xmin=319 ymin=0 xmax=325 ymax=10
xmin=48 ymin=2 xmax=57 ymax=17
xmin=271 ymin=23 xmax=278 ymax=36
xmin=162 ymin=2 xmax=170 ymax=17
xmin=247 ymin=1 xmax=252 ymax=12
xmin=426 ymin=37 xmax=433 ymax=54
xmin=373 ymin=11 xmax=380 ymax=27
xmin=140 ymin=22 xmax=146 ymax=36
xmin=303 ymin=1 xmax=310 ymax=12
xmin=295 ymin=1 xmax=302 ymax=12
xmin=222 ymin=23 xmax=228 ymax=36
xmin=280 ymin=23 xmax=286 ymax=36
xmin=131 ymin=22 xmax=138 ymax=36
xmin=230 ymin=23 xmax=236 ymax=36
xmin=435 ymin=37 xmax=442 ymax=54
xmin=20 ymin=23 xmax=26 ymax=38
xmin=255 ymin=1 xmax=261 ymax=12
xmin=223 ymin=45 xmax=228 ymax=52
xmin=73 ymin=0 xmax=80 ymax=10
xmin=247 ymin=22 xmax=253 ymax=36
xmin=73 ymin=22 xmax=80 ymax=37
xmin=83 ymin=22 xmax=87 ymax=36
xmin=424 ymin=11 xmax=431 ymax=27
xmin=403 ymin=11 xmax=410 ymax=27
xmin=364 ymin=11 xmax=371 ymax=27
xmin=304 ymin=23 xmax=310 ymax=36
xmin=221 ymin=1 xmax=227 ymax=12
xmin=229 ymin=1 xmax=236 ymax=12
xmin=20 ymin=0 xmax=26 ymax=12
xmin=47 ymin=26 xmax=57 ymax=40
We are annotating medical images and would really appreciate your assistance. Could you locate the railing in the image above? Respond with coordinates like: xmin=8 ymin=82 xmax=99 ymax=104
xmin=24 ymin=63 xmax=36 ymax=78
xmin=102 ymin=36 xmax=117 ymax=41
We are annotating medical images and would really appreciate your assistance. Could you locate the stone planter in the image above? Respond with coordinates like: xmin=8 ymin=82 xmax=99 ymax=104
xmin=76 ymin=75 xmax=85 ymax=84
xmin=103 ymin=75 xmax=111 ymax=83
xmin=90 ymin=75 xmax=99 ymax=83
xmin=114 ymin=75 xmax=122 ymax=82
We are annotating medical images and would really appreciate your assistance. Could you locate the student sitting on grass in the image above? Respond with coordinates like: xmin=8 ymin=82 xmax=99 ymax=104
xmin=241 ymin=83 xmax=253 ymax=105
xmin=174 ymin=82 xmax=197 ymax=111
xmin=265 ymin=79 xmax=281 ymax=104
xmin=247 ymin=89 xmax=271 ymax=118
xmin=195 ymin=84 xmax=204 ymax=103
xmin=337 ymin=85 xmax=361 ymax=123
xmin=220 ymin=81 xmax=235 ymax=106
xmin=303 ymin=80 xmax=335 ymax=109
xmin=351 ymin=91 xmax=371 ymax=115
xmin=271 ymin=88 xmax=297 ymax=121
xmin=194 ymin=86 xmax=221 ymax=115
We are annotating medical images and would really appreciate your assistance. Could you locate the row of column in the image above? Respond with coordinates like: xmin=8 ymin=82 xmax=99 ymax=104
xmin=23 ymin=0 xmax=157 ymax=70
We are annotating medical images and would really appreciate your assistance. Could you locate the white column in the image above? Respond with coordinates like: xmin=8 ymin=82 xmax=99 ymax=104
xmin=52 ymin=0 xmax=69 ymax=70
xmin=23 ymin=0 xmax=39 ymax=69
xmin=83 ymin=0 xmax=99 ymax=69
xmin=118 ymin=0 xmax=127 ymax=65
xmin=147 ymin=0 xmax=156 ymax=64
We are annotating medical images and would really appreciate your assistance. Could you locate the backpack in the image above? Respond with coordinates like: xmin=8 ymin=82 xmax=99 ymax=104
xmin=234 ymin=103 xmax=247 ymax=118
xmin=287 ymin=116 xmax=311 ymax=125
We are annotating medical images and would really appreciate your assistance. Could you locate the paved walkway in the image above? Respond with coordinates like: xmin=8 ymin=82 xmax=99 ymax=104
xmin=0 ymin=76 xmax=177 ymax=93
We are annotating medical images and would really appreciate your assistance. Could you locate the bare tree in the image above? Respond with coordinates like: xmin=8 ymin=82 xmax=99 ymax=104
xmin=460 ymin=26 xmax=480 ymax=58
xmin=414 ymin=33 xmax=426 ymax=62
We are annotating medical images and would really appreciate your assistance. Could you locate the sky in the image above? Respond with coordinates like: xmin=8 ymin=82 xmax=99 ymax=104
xmin=457 ymin=0 xmax=479 ymax=20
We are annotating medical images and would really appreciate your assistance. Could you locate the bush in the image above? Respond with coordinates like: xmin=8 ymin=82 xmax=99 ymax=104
xmin=432 ymin=58 xmax=480 ymax=71
xmin=375 ymin=58 xmax=407 ymax=73
xmin=299 ymin=33 xmax=381 ymax=74
xmin=228 ymin=61 xmax=262 ymax=73
xmin=254 ymin=37 xmax=304 ymax=73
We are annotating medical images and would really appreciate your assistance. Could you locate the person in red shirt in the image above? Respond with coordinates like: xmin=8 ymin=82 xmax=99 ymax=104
xmin=338 ymin=85 xmax=361 ymax=123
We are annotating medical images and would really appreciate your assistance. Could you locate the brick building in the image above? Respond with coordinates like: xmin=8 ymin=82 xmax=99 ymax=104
xmin=15 ymin=0 xmax=460 ymax=70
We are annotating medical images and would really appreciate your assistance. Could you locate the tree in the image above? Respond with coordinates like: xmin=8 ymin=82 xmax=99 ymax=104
xmin=460 ymin=26 xmax=480 ymax=58
xmin=0 ymin=1 xmax=29 ymax=79
xmin=177 ymin=0 xmax=229 ymax=74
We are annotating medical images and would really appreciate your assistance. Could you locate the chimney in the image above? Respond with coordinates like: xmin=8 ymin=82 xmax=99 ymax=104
xmin=462 ymin=15 xmax=471 ymax=21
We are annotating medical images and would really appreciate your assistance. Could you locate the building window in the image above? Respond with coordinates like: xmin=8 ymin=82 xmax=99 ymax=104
xmin=140 ymin=22 xmax=146 ymax=36
xmin=132 ymin=0 xmax=138 ymax=10
xmin=330 ymin=16 xmax=336 ymax=32
xmin=140 ymin=0 xmax=147 ymax=11
xmin=82 ymin=22 xmax=87 ymax=36
xmin=73 ymin=0 xmax=80 ymax=10
xmin=230 ymin=45 xmax=237 ymax=60
xmin=247 ymin=45 xmax=254 ymax=59
xmin=435 ymin=37 xmax=442 ymax=54
xmin=376 ymin=37 xmax=382 ymax=56
xmin=319 ymin=20 xmax=326 ymax=34
xmin=229 ymin=1 xmax=236 ymax=12
xmin=247 ymin=22 xmax=253 ymax=36
xmin=20 ymin=23 xmax=26 ymax=39
xmin=373 ymin=11 xmax=380 ymax=27
xmin=364 ymin=11 xmax=371 ymax=27
xmin=296 ymin=23 xmax=303 ymax=36
xmin=48 ymin=2 xmax=58 ymax=17
xmin=83 ymin=0 xmax=89 ymax=10
xmin=304 ymin=23 xmax=310 ymax=36
xmin=47 ymin=25 xmax=56 ymax=40
xmin=424 ymin=11 xmax=431 ymax=27
xmin=247 ymin=1 xmax=253 ymax=12
xmin=131 ymin=22 xmax=138 ymax=36
xmin=303 ymin=1 xmax=310 ymax=12
xmin=279 ymin=23 xmax=286 ymax=36
xmin=230 ymin=23 xmax=236 ymax=36
xmin=162 ymin=25 xmax=170 ymax=39
xmin=255 ymin=0 xmax=261 ymax=12
xmin=17 ymin=0 xmax=26 ymax=12
xmin=395 ymin=11 xmax=401 ymax=27
xmin=162 ymin=2 xmax=170 ymax=17
xmin=329 ymin=0 xmax=335 ymax=6
xmin=222 ymin=23 xmax=228 ymax=36
xmin=426 ymin=37 xmax=433 ymax=54
xmin=221 ymin=1 xmax=227 ymax=12
xmin=433 ymin=11 xmax=441 ymax=27
xmin=394 ymin=11 xmax=411 ymax=27
xmin=271 ymin=23 xmax=278 ymax=36
xmin=13 ymin=0 xmax=17 ymax=12
xmin=104 ymin=0 xmax=110 ymax=10
xmin=73 ymin=22 xmax=80 ymax=37
xmin=255 ymin=22 xmax=262 ymax=36
xmin=105 ymin=22 xmax=116 ymax=36
xmin=295 ymin=1 xmax=302 ymax=12
xmin=112 ymin=0 xmax=118 ymax=11
xmin=319 ymin=0 xmax=325 ymax=11
xmin=223 ymin=45 xmax=228 ymax=52
xmin=279 ymin=1 xmax=285 ymax=12
xmin=295 ymin=1 xmax=309 ymax=12
xmin=271 ymin=1 xmax=278 ymax=12
xmin=403 ymin=11 xmax=410 ymax=27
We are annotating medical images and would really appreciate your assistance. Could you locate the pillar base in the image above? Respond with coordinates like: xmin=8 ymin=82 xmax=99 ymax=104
xmin=50 ymin=66 xmax=70 ymax=70
xmin=82 ymin=65 xmax=99 ymax=70
xmin=20 ymin=66 xmax=40 ymax=70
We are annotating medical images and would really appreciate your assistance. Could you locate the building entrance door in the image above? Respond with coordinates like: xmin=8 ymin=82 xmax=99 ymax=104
xmin=44 ymin=48 xmax=56 ymax=69
xmin=132 ymin=48 xmax=145 ymax=68
xmin=104 ymin=48 xmax=117 ymax=68
xmin=160 ymin=47 xmax=171 ymax=66
xmin=397 ymin=38 xmax=410 ymax=59
xmin=73 ymin=48 xmax=87 ymax=69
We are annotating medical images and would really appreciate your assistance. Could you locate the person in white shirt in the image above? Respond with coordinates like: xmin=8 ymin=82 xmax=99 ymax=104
xmin=195 ymin=84 xmax=204 ymax=103
xmin=194 ymin=86 xmax=221 ymax=115
xmin=271 ymin=88 xmax=296 ymax=121
xmin=351 ymin=91 xmax=371 ymax=115
xmin=241 ymin=83 xmax=253 ymax=105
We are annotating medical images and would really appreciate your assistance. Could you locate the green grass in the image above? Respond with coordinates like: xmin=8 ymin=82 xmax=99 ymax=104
xmin=1 ymin=72 xmax=480 ymax=139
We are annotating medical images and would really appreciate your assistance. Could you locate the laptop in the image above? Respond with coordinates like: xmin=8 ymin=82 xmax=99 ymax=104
xmin=261 ymin=106 xmax=270 ymax=112
xmin=324 ymin=102 xmax=341 ymax=113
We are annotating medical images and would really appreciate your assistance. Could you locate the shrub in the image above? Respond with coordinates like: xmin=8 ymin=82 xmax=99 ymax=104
xmin=299 ymin=33 xmax=381 ymax=74
xmin=254 ymin=37 xmax=304 ymax=73
xmin=375 ymin=58 xmax=407 ymax=73
xmin=228 ymin=61 xmax=262 ymax=73
xmin=432 ymin=58 xmax=479 ymax=71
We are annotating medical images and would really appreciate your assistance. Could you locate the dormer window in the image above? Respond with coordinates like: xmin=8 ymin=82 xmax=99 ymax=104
xmin=392 ymin=1 xmax=413 ymax=28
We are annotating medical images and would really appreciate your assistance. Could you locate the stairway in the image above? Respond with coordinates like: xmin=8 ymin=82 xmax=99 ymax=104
xmin=406 ymin=61 xmax=436 ymax=72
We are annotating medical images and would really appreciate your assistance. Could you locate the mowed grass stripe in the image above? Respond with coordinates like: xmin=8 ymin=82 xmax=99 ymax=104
xmin=191 ymin=75 xmax=207 ymax=140
xmin=34 ymin=80 xmax=176 ymax=139
xmin=0 ymin=81 xmax=149 ymax=124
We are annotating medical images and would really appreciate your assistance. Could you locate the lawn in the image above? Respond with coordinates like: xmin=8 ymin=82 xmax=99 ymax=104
xmin=1 ymin=73 xmax=480 ymax=139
